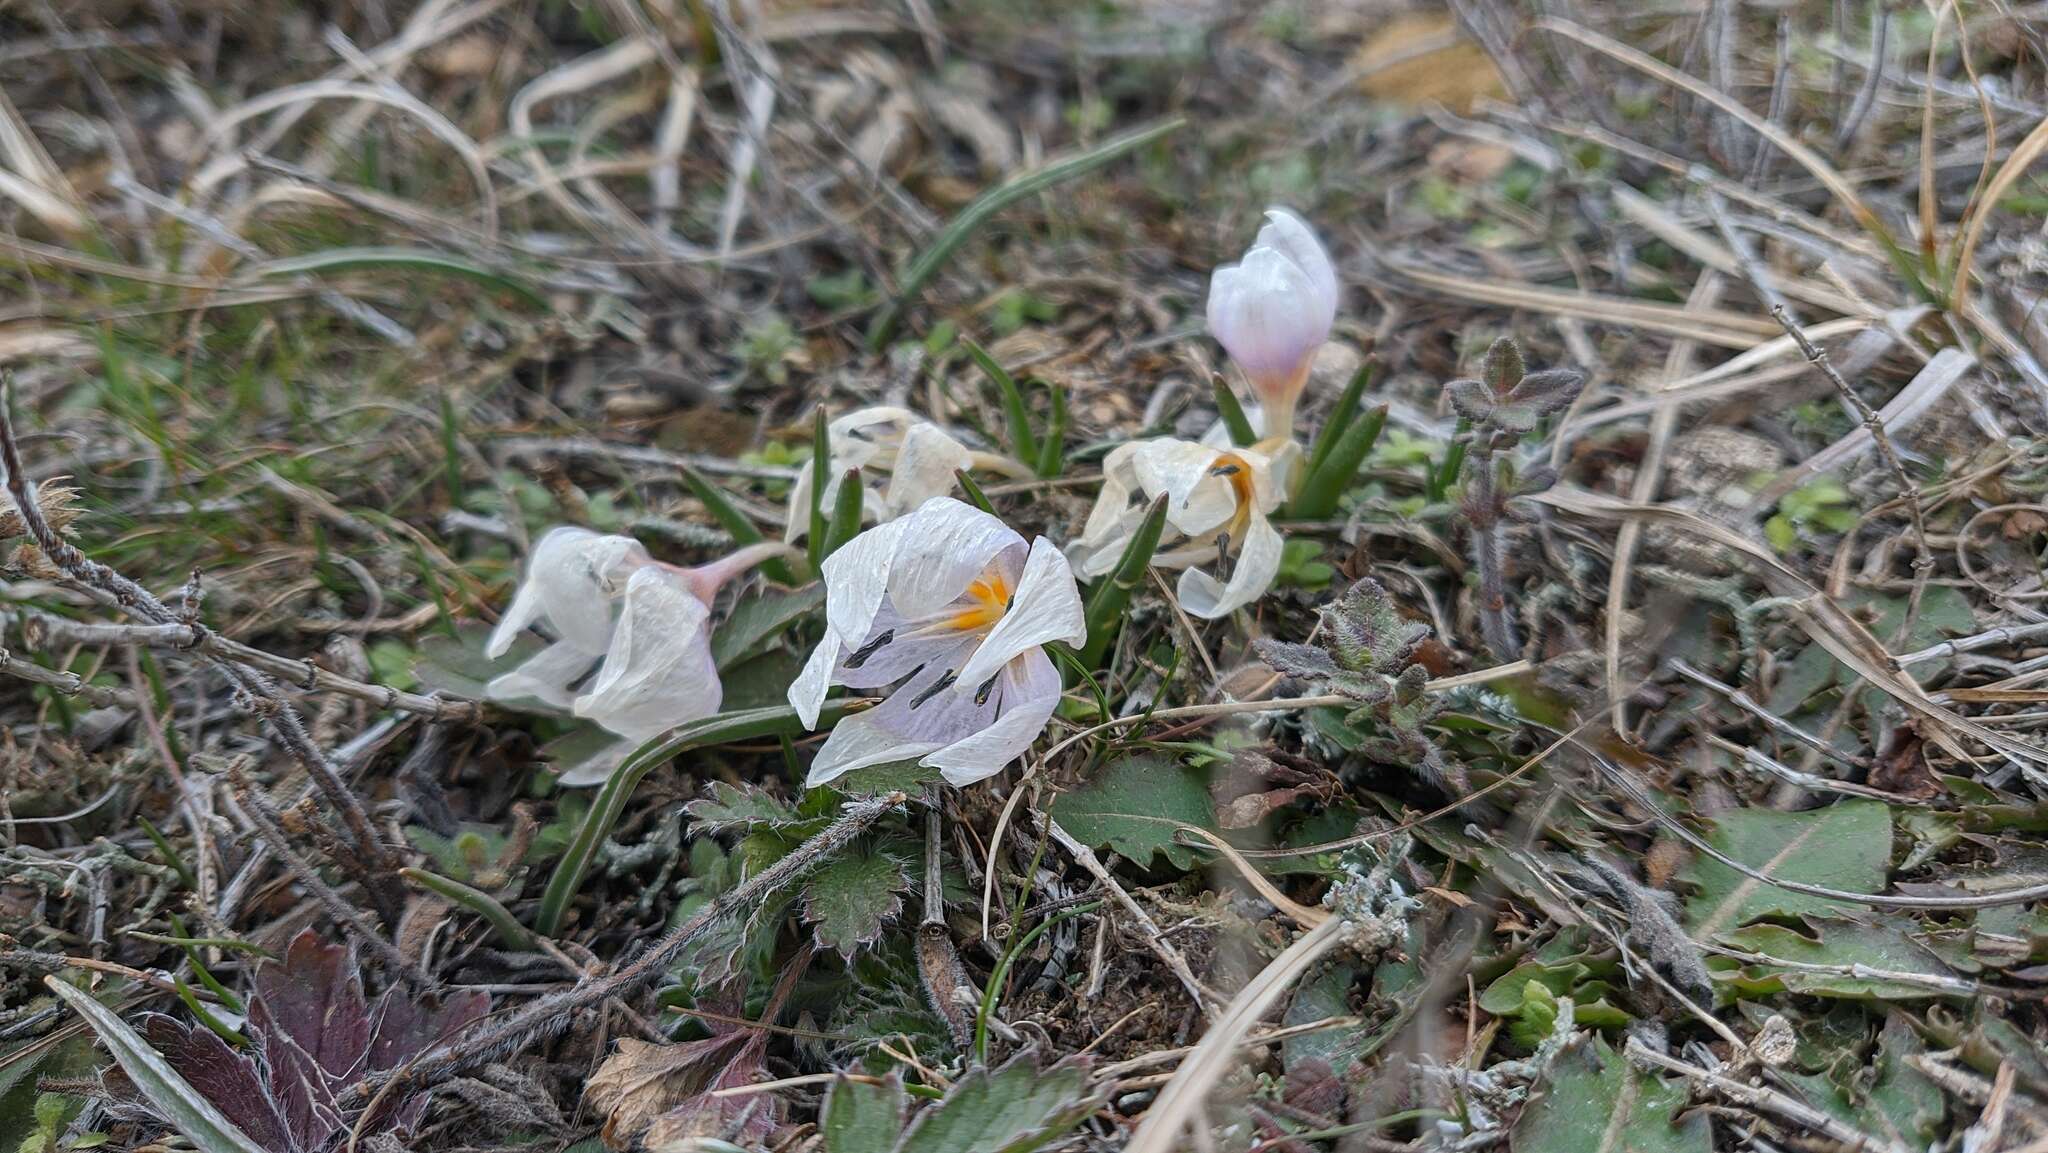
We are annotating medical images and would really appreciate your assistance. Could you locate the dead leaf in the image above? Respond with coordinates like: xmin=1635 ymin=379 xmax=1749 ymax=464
xmin=586 ymin=1034 xmax=752 ymax=1149
xmin=1354 ymin=14 xmax=1505 ymax=113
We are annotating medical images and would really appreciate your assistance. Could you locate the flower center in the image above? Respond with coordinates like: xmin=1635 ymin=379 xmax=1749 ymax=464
xmin=1210 ymin=453 xmax=1257 ymax=543
xmin=948 ymin=570 xmax=1012 ymax=633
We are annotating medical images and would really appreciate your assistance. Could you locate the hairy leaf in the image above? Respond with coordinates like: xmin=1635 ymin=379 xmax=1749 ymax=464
xmin=822 ymin=1074 xmax=907 ymax=1153
xmin=1047 ymin=753 xmax=1215 ymax=869
xmin=893 ymin=1049 xmax=1099 ymax=1153
xmin=802 ymin=848 xmax=911 ymax=957
xmin=1713 ymin=918 xmax=1956 ymax=1000
xmin=1681 ymin=800 xmax=1892 ymax=936
xmin=43 ymin=978 xmax=271 ymax=1153
xmin=1512 ymin=1034 xmax=1711 ymax=1153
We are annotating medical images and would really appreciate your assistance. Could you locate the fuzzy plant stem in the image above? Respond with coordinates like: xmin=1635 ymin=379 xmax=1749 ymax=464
xmin=1466 ymin=447 xmax=1519 ymax=659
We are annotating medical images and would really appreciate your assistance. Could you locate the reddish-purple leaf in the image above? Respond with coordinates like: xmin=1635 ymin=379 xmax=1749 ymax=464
xmin=139 ymin=1014 xmax=297 ymax=1153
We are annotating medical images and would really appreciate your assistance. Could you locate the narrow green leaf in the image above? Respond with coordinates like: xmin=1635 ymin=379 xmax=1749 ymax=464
xmin=42 ymin=977 xmax=270 ymax=1153
xmin=1287 ymin=401 xmax=1386 ymax=520
xmin=711 ymin=585 xmax=825 ymax=671
xmin=965 ymin=339 xmax=1038 ymax=466
xmin=1077 ymin=494 xmax=1169 ymax=669
xmin=823 ymin=467 xmax=864 ymax=560
xmin=955 ymin=468 xmax=996 ymax=514
xmin=137 ymin=817 xmax=195 ymax=892
xmin=245 ymin=246 xmax=550 ymax=309
xmin=1211 ymin=376 xmax=1256 ymax=447
xmin=867 ymin=118 xmax=1185 ymax=349
xmin=1305 ymin=361 xmax=1372 ymax=475
xmin=402 ymin=866 xmax=535 ymax=949
xmin=679 ymin=465 xmax=797 ymax=585
xmin=1429 ymin=425 xmax=1469 ymax=503
xmin=1032 ymin=380 xmax=1068 ymax=477
xmin=536 ymin=703 xmax=854 ymax=935
xmin=172 ymin=976 xmax=247 ymax=1047
xmin=807 ymin=409 xmax=832 ymax=571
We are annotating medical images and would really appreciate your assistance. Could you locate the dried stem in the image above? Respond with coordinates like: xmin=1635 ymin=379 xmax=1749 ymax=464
xmin=343 ymin=791 xmax=903 ymax=1103
xmin=0 ymin=378 xmax=405 ymax=921
xmin=1466 ymin=447 xmax=1518 ymax=659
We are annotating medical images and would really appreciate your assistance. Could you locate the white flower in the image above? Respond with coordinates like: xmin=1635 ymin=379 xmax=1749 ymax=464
xmin=487 ymin=528 xmax=790 ymax=785
xmin=789 ymin=497 xmax=1086 ymax=788
xmin=784 ymin=407 xmax=980 ymax=543
xmin=1067 ymin=438 xmax=1289 ymax=620
xmin=1206 ymin=208 xmax=1338 ymax=444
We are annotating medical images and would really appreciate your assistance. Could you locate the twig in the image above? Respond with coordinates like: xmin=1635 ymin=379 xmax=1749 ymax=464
xmin=1770 ymin=305 xmax=1936 ymax=632
xmin=1669 ymin=659 xmax=1872 ymax=770
xmin=0 ymin=644 xmax=134 ymax=707
xmin=1038 ymin=812 xmax=1218 ymax=1019
xmin=1702 ymin=734 xmax=1921 ymax=804
xmin=0 ymin=379 xmax=405 ymax=921
xmin=22 ymin=612 xmax=485 ymax=723
xmin=1624 ymin=1037 xmax=1909 ymax=1153
xmin=221 ymin=759 xmax=426 ymax=988
xmin=342 ymin=792 xmax=903 ymax=1103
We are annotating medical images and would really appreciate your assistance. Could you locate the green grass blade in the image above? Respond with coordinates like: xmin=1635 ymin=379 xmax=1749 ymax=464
xmin=806 ymin=409 xmax=832 ymax=570
xmin=137 ymin=816 xmax=196 ymax=891
xmin=43 ymin=977 xmax=271 ymax=1153
xmin=823 ymin=468 xmax=864 ymax=559
xmin=402 ymin=867 xmax=535 ymax=949
xmin=955 ymin=467 xmax=996 ymax=514
xmin=867 ymin=118 xmax=1185 ymax=349
xmin=1287 ymin=403 xmax=1387 ymax=520
xmin=1212 ymin=376 xmax=1256 ymax=447
xmin=1033 ymin=379 xmax=1068 ymax=477
xmin=173 ymin=976 xmax=248 ymax=1047
xmin=1077 ymin=494 xmax=1169 ymax=668
xmin=244 ymin=246 xmax=550 ymax=309
xmin=964 ymin=338 xmax=1039 ymax=466
xmin=1305 ymin=361 xmax=1372 ymax=475
xmin=1429 ymin=424 xmax=1470 ymax=503
xmin=679 ymin=465 xmax=798 ymax=585
xmin=535 ymin=703 xmax=854 ymax=935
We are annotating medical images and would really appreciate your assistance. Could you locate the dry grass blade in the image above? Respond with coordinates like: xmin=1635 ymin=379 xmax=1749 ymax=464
xmin=1125 ymin=918 xmax=1345 ymax=1153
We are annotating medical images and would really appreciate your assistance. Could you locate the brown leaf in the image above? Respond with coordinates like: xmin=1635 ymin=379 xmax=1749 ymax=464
xmin=1871 ymin=728 xmax=1943 ymax=801
xmin=1354 ymin=15 xmax=1505 ymax=113
xmin=586 ymin=1034 xmax=752 ymax=1150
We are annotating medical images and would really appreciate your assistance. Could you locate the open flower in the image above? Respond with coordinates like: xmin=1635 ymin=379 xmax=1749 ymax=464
xmin=1067 ymin=438 xmax=1287 ymax=620
xmin=784 ymin=407 xmax=1028 ymax=542
xmin=487 ymin=527 xmax=788 ymax=784
xmin=1206 ymin=208 xmax=1338 ymax=445
xmin=790 ymin=497 xmax=1086 ymax=788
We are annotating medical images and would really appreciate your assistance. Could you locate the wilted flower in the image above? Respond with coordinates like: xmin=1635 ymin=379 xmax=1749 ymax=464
xmin=784 ymin=406 xmax=1028 ymax=542
xmin=487 ymin=527 xmax=789 ymax=784
xmin=1206 ymin=208 xmax=1338 ymax=445
xmin=1068 ymin=438 xmax=1287 ymax=620
xmin=790 ymin=497 xmax=1086 ymax=788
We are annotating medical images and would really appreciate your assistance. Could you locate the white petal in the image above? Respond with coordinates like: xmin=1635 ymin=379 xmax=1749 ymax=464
xmin=1177 ymin=512 xmax=1285 ymax=619
xmin=923 ymin=648 xmax=1061 ymax=786
xmin=804 ymin=711 xmax=943 ymax=788
xmin=782 ymin=463 xmax=814 ymax=544
xmin=818 ymin=516 xmax=912 ymax=658
xmin=883 ymin=422 xmax=972 ymax=518
xmin=883 ymin=497 xmax=1026 ymax=620
xmin=487 ymin=526 xmax=605 ymax=657
xmin=1206 ymin=246 xmax=1329 ymax=387
xmin=955 ymin=538 xmax=1086 ymax=688
xmin=1078 ymin=441 xmax=1143 ymax=546
xmin=1255 ymin=207 xmax=1339 ymax=322
xmin=487 ymin=640 xmax=600 ymax=711
xmin=572 ymin=567 xmax=720 ymax=740
xmin=556 ymin=737 xmax=639 ymax=788
xmin=790 ymin=634 xmax=839 ymax=729
xmin=1130 ymin=440 xmax=1237 ymax=536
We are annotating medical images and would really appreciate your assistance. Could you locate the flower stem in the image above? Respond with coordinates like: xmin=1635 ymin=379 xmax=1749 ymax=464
xmin=678 ymin=541 xmax=804 ymax=603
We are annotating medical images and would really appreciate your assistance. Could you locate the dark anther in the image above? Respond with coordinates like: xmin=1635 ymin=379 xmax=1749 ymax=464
xmin=911 ymin=670 xmax=959 ymax=708
xmin=844 ymin=629 xmax=895 ymax=669
xmin=974 ymin=672 xmax=1001 ymax=706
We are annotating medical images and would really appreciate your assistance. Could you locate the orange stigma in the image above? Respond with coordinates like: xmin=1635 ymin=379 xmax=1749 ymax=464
xmin=948 ymin=569 xmax=1012 ymax=633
